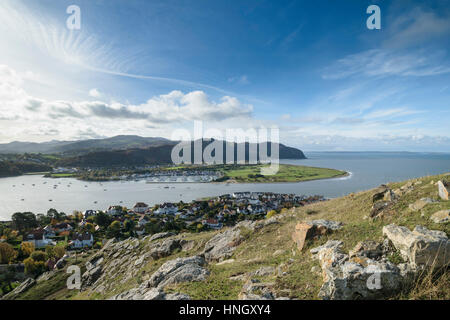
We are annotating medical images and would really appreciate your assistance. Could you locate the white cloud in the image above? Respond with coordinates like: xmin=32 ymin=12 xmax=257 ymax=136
xmin=89 ymin=88 xmax=101 ymax=98
xmin=0 ymin=65 xmax=253 ymax=142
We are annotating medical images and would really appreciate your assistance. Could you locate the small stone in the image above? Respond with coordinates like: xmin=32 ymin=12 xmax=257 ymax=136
xmin=430 ymin=209 xmax=450 ymax=224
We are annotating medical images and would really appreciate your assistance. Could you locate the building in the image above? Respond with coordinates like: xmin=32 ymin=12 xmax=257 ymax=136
xmin=69 ymin=232 xmax=94 ymax=249
xmin=106 ymin=206 xmax=123 ymax=216
xmin=25 ymin=228 xmax=56 ymax=248
xmin=202 ymin=219 xmax=223 ymax=230
xmin=133 ymin=202 xmax=149 ymax=213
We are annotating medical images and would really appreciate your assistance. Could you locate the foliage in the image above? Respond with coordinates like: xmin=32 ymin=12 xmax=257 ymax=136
xmin=0 ymin=243 xmax=18 ymax=264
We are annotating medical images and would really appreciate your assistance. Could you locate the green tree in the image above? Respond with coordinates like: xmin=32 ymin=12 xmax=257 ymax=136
xmin=107 ymin=221 xmax=122 ymax=238
xmin=11 ymin=212 xmax=37 ymax=234
xmin=94 ymin=211 xmax=112 ymax=229
xmin=30 ymin=250 xmax=47 ymax=262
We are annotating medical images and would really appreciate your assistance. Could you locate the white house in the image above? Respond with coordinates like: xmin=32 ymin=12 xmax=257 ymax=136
xmin=154 ymin=203 xmax=178 ymax=215
xmin=69 ymin=232 xmax=94 ymax=249
xmin=133 ymin=202 xmax=149 ymax=213
xmin=25 ymin=229 xmax=56 ymax=248
xmin=106 ymin=206 xmax=123 ymax=216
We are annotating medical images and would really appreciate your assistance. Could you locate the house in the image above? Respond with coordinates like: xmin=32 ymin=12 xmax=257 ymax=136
xmin=83 ymin=210 xmax=98 ymax=218
xmin=69 ymin=232 xmax=94 ymax=249
xmin=54 ymin=222 xmax=73 ymax=233
xmin=106 ymin=206 xmax=123 ymax=216
xmin=43 ymin=225 xmax=56 ymax=238
xmin=25 ymin=228 xmax=56 ymax=248
xmin=154 ymin=203 xmax=178 ymax=215
xmin=133 ymin=202 xmax=149 ymax=213
xmin=137 ymin=215 xmax=151 ymax=227
xmin=202 ymin=219 xmax=223 ymax=230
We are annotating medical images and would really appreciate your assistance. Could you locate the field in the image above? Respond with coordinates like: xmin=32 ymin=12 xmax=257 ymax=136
xmin=218 ymin=164 xmax=347 ymax=183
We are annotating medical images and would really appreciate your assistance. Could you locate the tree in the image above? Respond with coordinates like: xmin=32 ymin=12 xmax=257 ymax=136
xmin=11 ymin=212 xmax=37 ymax=234
xmin=0 ymin=243 xmax=17 ymax=264
xmin=123 ymin=219 xmax=135 ymax=233
xmin=94 ymin=211 xmax=112 ymax=229
xmin=24 ymin=257 xmax=46 ymax=276
xmin=20 ymin=241 xmax=35 ymax=258
xmin=82 ymin=222 xmax=95 ymax=234
xmin=36 ymin=213 xmax=51 ymax=227
xmin=107 ymin=221 xmax=122 ymax=238
xmin=30 ymin=250 xmax=47 ymax=262
xmin=53 ymin=246 xmax=66 ymax=260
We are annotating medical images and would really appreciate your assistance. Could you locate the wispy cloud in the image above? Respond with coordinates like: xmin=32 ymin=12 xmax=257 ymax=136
xmin=322 ymin=49 xmax=450 ymax=79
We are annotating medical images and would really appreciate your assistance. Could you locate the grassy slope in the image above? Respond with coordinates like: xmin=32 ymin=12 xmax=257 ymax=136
xmin=168 ymin=172 xmax=450 ymax=300
xmin=13 ymin=172 xmax=449 ymax=300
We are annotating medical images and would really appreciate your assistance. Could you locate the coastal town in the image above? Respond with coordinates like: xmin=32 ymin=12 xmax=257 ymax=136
xmin=0 ymin=191 xmax=325 ymax=294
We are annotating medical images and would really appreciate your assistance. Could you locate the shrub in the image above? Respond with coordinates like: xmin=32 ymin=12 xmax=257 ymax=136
xmin=24 ymin=257 xmax=46 ymax=276
xmin=30 ymin=250 xmax=47 ymax=262
xmin=0 ymin=243 xmax=17 ymax=264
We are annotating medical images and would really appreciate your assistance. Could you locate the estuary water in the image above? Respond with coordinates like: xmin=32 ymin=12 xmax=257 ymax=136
xmin=1 ymin=152 xmax=449 ymax=220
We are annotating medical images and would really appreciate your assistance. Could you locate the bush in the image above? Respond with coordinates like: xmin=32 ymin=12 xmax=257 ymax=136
xmin=24 ymin=257 xmax=46 ymax=277
xmin=30 ymin=250 xmax=47 ymax=262
xmin=266 ymin=210 xmax=277 ymax=219
xmin=0 ymin=243 xmax=17 ymax=264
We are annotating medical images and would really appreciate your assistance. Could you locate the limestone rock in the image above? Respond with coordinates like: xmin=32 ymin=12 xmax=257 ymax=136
xmin=382 ymin=224 xmax=450 ymax=268
xmin=239 ymin=279 xmax=275 ymax=300
xmin=430 ymin=209 xmax=450 ymax=224
xmin=149 ymin=239 xmax=182 ymax=260
xmin=438 ymin=180 xmax=449 ymax=200
xmin=148 ymin=232 xmax=175 ymax=242
xmin=349 ymin=241 xmax=383 ymax=260
xmin=292 ymin=220 xmax=343 ymax=251
xmin=110 ymin=287 xmax=190 ymax=300
xmin=409 ymin=198 xmax=435 ymax=211
xmin=147 ymin=255 xmax=209 ymax=289
xmin=203 ymin=227 xmax=242 ymax=262
xmin=311 ymin=240 xmax=405 ymax=300
xmin=249 ymin=266 xmax=276 ymax=277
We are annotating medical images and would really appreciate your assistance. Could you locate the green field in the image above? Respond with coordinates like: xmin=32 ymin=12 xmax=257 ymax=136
xmin=217 ymin=164 xmax=347 ymax=183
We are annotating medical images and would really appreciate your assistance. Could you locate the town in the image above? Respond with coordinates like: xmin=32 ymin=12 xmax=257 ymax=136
xmin=0 ymin=191 xmax=324 ymax=293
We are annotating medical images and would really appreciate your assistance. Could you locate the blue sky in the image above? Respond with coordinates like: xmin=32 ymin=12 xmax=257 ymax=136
xmin=0 ymin=0 xmax=449 ymax=151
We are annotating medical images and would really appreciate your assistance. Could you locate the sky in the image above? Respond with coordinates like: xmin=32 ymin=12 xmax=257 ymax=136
xmin=0 ymin=0 xmax=449 ymax=151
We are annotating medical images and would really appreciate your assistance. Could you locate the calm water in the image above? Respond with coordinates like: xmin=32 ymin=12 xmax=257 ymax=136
xmin=1 ymin=152 xmax=449 ymax=220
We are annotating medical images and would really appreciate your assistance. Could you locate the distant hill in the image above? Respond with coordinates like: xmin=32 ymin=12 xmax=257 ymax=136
xmin=0 ymin=135 xmax=306 ymax=167
xmin=56 ymin=139 xmax=306 ymax=167
xmin=0 ymin=135 xmax=173 ymax=155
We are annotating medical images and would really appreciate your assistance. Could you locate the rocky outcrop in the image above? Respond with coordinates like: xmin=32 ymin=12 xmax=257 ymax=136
xmin=2 ymin=278 xmax=35 ymax=300
xmin=148 ymin=232 xmax=175 ymax=242
xmin=148 ymin=255 xmax=209 ymax=289
xmin=110 ymin=287 xmax=190 ymax=300
xmin=149 ymin=239 xmax=182 ymax=260
xmin=292 ymin=220 xmax=343 ymax=251
xmin=238 ymin=279 xmax=280 ymax=300
xmin=430 ymin=209 xmax=450 ymax=224
xmin=203 ymin=227 xmax=242 ymax=262
xmin=370 ymin=186 xmax=397 ymax=219
xmin=112 ymin=255 xmax=208 ymax=300
xmin=311 ymin=240 xmax=406 ymax=300
xmin=383 ymin=224 xmax=450 ymax=269
xmin=409 ymin=198 xmax=436 ymax=211
xmin=349 ymin=240 xmax=383 ymax=260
